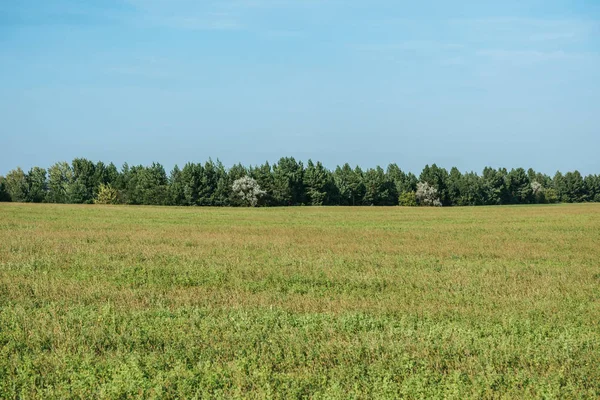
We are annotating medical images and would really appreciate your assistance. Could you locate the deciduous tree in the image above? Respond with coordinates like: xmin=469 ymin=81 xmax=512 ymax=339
xmin=4 ymin=168 xmax=28 ymax=203
xmin=232 ymin=176 xmax=265 ymax=207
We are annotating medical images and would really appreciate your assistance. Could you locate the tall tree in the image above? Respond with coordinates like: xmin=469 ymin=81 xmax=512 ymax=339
xmin=70 ymin=158 xmax=97 ymax=203
xmin=232 ymin=176 xmax=265 ymax=207
xmin=212 ymin=160 xmax=231 ymax=206
xmin=91 ymin=161 xmax=119 ymax=198
xmin=460 ymin=171 xmax=485 ymax=206
xmin=363 ymin=166 xmax=395 ymax=206
xmin=386 ymin=164 xmax=416 ymax=198
xmin=584 ymin=174 xmax=600 ymax=202
xmin=446 ymin=167 xmax=464 ymax=206
xmin=419 ymin=164 xmax=450 ymax=205
xmin=180 ymin=163 xmax=203 ymax=206
xmin=136 ymin=162 xmax=169 ymax=205
xmin=196 ymin=160 xmax=217 ymax=206
xmin=250 ymin=162 xmax=276 ymax=206
xmin=333 ymin=164 xmax=366 ymax=206
xmin=333 ymin=164 xmax=354 ymax=206
xmin=0 ymin=176 xmax=11 ymax=202
xmin=26 ymin=167 xmax=47 ymax=203
xmin=506 ymin=168 xmax=533 ymax=204
xmin=563 ymin=171 xmax=586 ymax=203
xmin=482 ymin=167 xmax=508 ymax=205
xmin=120 ymin=164 xmax=144 ymax=205
xmin=304 ymin=160 xmax=334 ymax=206
xmin=47 ymin=162 xmax=73 ymax=203
xmin=228 ymin=163 xmax=249 ymax=206
xmin=272 ymin=157 xmax=305 ymax=206
xmin=4 ymin=168 xmax=28 ymax=203
xmin=168 ymin=165 xmax=186 ymax=206
xmin=552 ymin=171 xmax=566 ymax=203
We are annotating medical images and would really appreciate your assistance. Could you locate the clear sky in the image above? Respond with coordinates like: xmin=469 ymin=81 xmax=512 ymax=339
xmin=1 ymin=0 xmax=599 ymax=176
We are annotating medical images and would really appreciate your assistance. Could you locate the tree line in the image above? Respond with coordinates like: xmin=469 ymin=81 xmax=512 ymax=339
xmin=0 ymin=157 xmax=598 ymax=207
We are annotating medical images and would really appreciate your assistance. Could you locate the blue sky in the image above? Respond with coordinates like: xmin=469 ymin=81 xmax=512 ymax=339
xmin=1 ymin=0 xmax=599 ymax=176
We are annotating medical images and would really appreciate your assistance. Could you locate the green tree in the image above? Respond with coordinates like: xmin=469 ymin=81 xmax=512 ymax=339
xmin=4 ymin=168 xmax=28 ymax=203
xmin=459 ymin=172 xmax=485 ymax=206
xmin=212 ymin=160 xmax=231 ymax=206
xmin=26 ymin=167 xmax=47 ymax=203
xmin=92 ymin=161 xmax=120 ymax=198
xmin=506 ymin=168 xmax=532 ymax=204
xmin=180 ymin=163 xmax=202 ymax=206
xmin=482 ymin=167 xmax=509 ymax=205
xmin=419 ymin=164 xmax=450 ymax=205
xmin=228 ymin=163 xmax=250 ymax=206
xmin=333 ymin=164 xmax=365 ymax=206
xmin=304 ymin=160 xmax=334 ymax=206
xmin=333 ymin=164 xmax=353 ymax=206
xmin=0 ymin=176 xmax=11 ymax=202
xmin=250 ymin=162 xmax=276 ymax=206
xmin=386 ymin=164 xmax=416 ymax=199
xmin=563 ymin=171 xmax=586 ymax=203
xmin=114 ymin=163 xmax=136 ymax=204
xmin=552 ymin=172 xmax=566 ymax=203
xmin=363 ymin=166 xmax=395 ymax=206
xmin=47 ymin=162 xmax=73 ymax=203
xmin=197 ymin=160 xmax=217 ymax=206
xmin=168 ymin=165 xmax=185 ymax=206
xmin=272 ymin=157 xmax=305 ymax=206
xmin=446 ymin=167 xmax=463 ymax=206
xmin=70 ymin=158 xmax=97 ymax=203
xmin=584 ymin=174 xmax=600 ymax=202
xmin=136 ymin=163 xmax=169 ymax=205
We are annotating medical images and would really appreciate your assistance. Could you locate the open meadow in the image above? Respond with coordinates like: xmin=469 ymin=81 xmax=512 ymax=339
xmin=0 ymin=203 xmax=599 ymax=399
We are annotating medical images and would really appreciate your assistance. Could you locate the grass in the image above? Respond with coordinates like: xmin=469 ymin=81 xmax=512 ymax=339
xmin=0 ymin=203 xmax=599 ymax=399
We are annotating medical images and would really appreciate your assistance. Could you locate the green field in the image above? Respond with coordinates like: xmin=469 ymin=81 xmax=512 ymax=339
xmin=1 ymin=203 xmax=599 ymax=399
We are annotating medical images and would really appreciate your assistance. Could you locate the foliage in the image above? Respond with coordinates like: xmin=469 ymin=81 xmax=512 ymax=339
xmin=506 ymin=168 xmax=533 ymax=204
xmin=544 ymin=188 xmax=559 ymax=204
xmin=4 ymin=167 xmax=28 ymax=202
xmin=0 ymin=176 xmax=10 ymax=201
xmin=304 ymin=160 xmax=334 ymax=206
xmin=420 ymin=164 xmax=449 ymax=205
xmin=272 ymin=157 xmax=305 ymax=206
xmin=26 ymin=167 xmax=47 ymax=203
xmin=1 ymin=157 xmax=599 ymax=207
xmin=416 ymin=182 xmax=442 ymax=206
xmin=398 ymin=191 xmax=417 ymax=206
xmin=232 ymin=176 xmax=266 ymax=207
xmin=94 ymin=184 xmax=119 ymax=204
xmin=333 ymin=163 xmax=365 ymax=206
xmin=480 ymin=167 xmax=510 ymax=205
xmin=71 ymin=158 xmax=97 ymax=204
xmin=47 ymin=162 xmax=73 ymax=203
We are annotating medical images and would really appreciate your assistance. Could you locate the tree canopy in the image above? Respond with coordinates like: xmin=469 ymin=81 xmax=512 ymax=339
xmin=1 ymin=158 xmax=598 ymax=207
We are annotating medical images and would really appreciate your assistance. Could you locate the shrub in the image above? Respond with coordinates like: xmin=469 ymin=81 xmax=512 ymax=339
xmin=416 ymin=182 xmax=442 ymax=207
xmin=544 ymin=188 xmax=559 ymax=204
xmin=232 ymin=177 xmax=266 ymax=207
xmin=398 ymin=191 xmax=417 ymax=206
xmin=95 ymin=184 xmax=118 ymax=205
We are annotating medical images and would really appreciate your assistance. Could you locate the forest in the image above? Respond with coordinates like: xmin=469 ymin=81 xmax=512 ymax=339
xmin=1 ymin=157 xmax=598 ymax=207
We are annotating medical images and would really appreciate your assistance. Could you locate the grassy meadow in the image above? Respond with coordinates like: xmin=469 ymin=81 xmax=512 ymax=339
xmin=0 ymin=203 xmax=599 ymax=399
